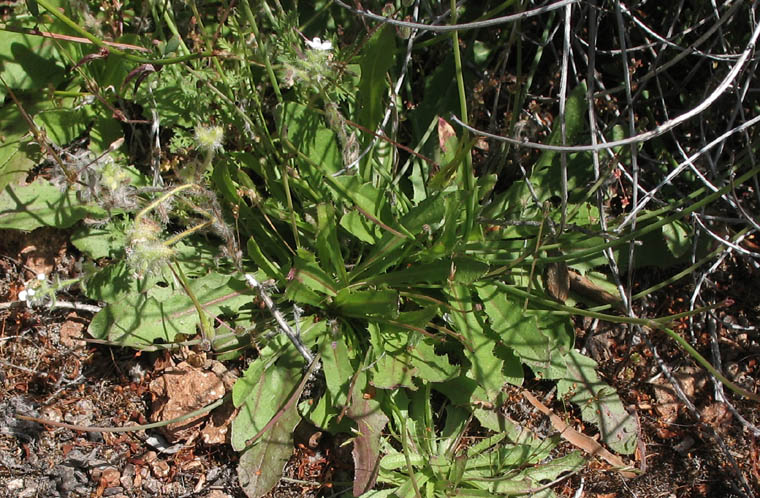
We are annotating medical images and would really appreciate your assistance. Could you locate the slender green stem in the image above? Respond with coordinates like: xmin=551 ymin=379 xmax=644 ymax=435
xmin=541 ymin=166 xmax=760 ymax=264
xmin=239 ymin=0 xmax=283 ymax=104
xmin=281 ymin=161 xmax=301 ymax=249
xmin=169 ymin=261 xmax=214 ymax=341
xmin=586 ymin=230 xmax=749 ymax=312
xmin=17 ymin=396 xmax=226 ymax=432
xmin=35 ymin=0 xmax=212 ymax=64
xmin=396 ymin=404 xmax=423 ymax=498
xmin=449 ymin=0 xmax=475 ymax=240
xmin=160 ymin=3 xmax=191 ymax=56
xmin=163 ymin=219 xmax=213 ymax=246
xmin=135 ymin=183 xmax=197 ymax=222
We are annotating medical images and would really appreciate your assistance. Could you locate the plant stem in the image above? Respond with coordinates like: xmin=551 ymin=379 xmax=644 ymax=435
xmin=35 ymin=0 xmax=213 ymax=65
xmin=449 ymin=0 xmax=475 ymax=240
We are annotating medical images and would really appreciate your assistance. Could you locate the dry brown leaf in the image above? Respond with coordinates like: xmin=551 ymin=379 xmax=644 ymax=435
xmin=522 ymin=390 xmax=637 ymax=478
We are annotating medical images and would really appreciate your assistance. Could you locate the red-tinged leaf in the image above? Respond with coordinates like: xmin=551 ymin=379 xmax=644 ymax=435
xmin=437 ymin=116 xmax=456 ymax=153
xmin=347 ymin=374 xmax=388 ymax=496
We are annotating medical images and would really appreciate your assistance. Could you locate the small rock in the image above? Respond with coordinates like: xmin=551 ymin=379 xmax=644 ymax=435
xmin=7 ymin=478 xmax=24 ymax=490
xmin=120 ymin=463 xmax=135 ymax=489
xmin=201 ymin=399 xmax=237 ymax=445
xmin=673 ymin=435 xmax=695 ymax=454
xmin=150 ymin=459 xmax=170 ymax=478
xmin=40 ymin=406 xmax=63 ymax=423
xmin=149 ymin=361 xmax=226 ymax=442
xmin=59 ymin=314 xmax=85 ymax=348
xmin=18 ymin=488 xmax=38 ymax=498
xmin=142 ymin=476 xmax=161 ymax=494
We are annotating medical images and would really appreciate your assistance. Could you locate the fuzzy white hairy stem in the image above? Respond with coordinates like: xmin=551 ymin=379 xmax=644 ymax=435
xmin=244 ymin=274 xmax=315 ymax=364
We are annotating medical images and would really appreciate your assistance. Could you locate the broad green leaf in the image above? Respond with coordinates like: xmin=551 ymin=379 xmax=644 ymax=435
xmin=235 ymin=363 xmax=304 ymax=497
xmin=231 ymin=361 xmax=302 ymax=451
xmin=71 ymin=220 xmax=127 ymax=260
xmin=557 ymin=348 xmax=638 ymax=454
xmin=662 ymin=219 xmax=691 ymax=258
xmin=408 ymin=337 xmax=458 ymax=383
xmin=446 ymin=285 xmax=509 ymax=399
xmin=276 ymin=102 xmax=342 ymax=177
xmin=333 ymin=176 xmax=385 ymax=216
xmin=88 ymin=273 xmax=250 ymax=347
xmin=0 ymin=100 xmax=50 ymax=190
xmin=318 ymin=332 xmax=354 ymax=407
xmin=232 ymin=359 xmax=267 ymax=410
xmin=287 ymin=248 xmax=338 ymax=297
xmin=33 ymin=106 xmax=93 ymax=147
xmin=88 ymin=114 xmax=124 ymax=154
xmin=316 ymin=203 xmax=347 ymax=284
xmin=247 ymin=236 xmax=283 ymax=281
xmin=490 ymin=451 xmax=585 ymax=495
xmin=340 ymin=209 xmax=377 ymax=244
xmin=0 ymin=30 xmax=66 ymax=92
xmin=0 ymin=179 xmax=105 ymax=230
xmin=333 ymin=288 xmax=398 ymax=318
xmin=356 ymin=25 xmax=396 ymax=132
xmin=369 ymin=339 xmax=418 ymax=390
xmin=237 ymin=409 xmax=300 ymax=498
xmin=352 ymin=194 xmax=446 ymax=282
xmin=476 ymin=283 xmax=572 ymax=379
xmin=533 ymin=83 xmax=588 ymax=172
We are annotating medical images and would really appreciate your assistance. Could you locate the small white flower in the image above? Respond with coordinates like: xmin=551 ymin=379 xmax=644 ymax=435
xmin=26 ymin=288 xmax=36 ymax=297
xmin=18 ymin=290 xmax=27 ymax=302
xmin=37 ymin=273 xmax=46 ymax=281
xmin=305 ymin=37 xmax=332 ymax=51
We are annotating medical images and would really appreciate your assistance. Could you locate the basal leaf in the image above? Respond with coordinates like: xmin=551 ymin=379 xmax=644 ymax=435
xmin=276 ymin=102 xmax=342 ymax=177
xmin=0 ymin=179 xmax=105 ymax=230
xmin=356 ymin=25 xmax=396 ymax=132
xmin=446 ymin=285 xmax=507 ymax=399
xmin=408 ymin=338 xmax=459 ymax=383
xmin=0 ymin=30 xmax=66 ymax=92
xmin=0 ymin=100 xmax=49 ymax=190
xmin=340 ymin=209 xmax=378 ymax=244
xmin=88 ymin=273 xmax=251 ymax=348
xmin=287 ymin=248 xmax=339 ymax=297
xmin=33 ymin=106 xmax=93 ymax=147
xmin=235 ymin=363 xmax=304 ymax=497
xmin=71 ymin=220 xmax=127 ymax=259
xmin=334 ymin=288 xmax=398 ymax=318
xmin=476 ymin=283 xmax=571 ymax=379
xmin=348 ymin=371 xmax=389 ymax=496
xmin=368 ymin=321 xmax=419 ymax=390
xmin=231 ymin=360 xmax=301 ymax=447
xmin=662 ymin=219 xmax=691 ymax=258
xmin=319 ymin=332 xmax=354 ymax=407
xmin=557 ymin=349 xmax=638 ymax=455
xmin=316 ymin=203 xmax=347 ymax=284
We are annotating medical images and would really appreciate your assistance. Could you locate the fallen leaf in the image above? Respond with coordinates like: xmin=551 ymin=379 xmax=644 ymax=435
xmin=522 ymin=390 xmax=636 ymax=478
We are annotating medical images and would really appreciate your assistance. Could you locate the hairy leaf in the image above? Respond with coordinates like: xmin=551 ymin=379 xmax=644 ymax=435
xmin=0 ymin=179 xmax=105 ymax=230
